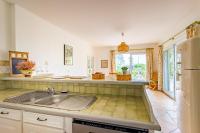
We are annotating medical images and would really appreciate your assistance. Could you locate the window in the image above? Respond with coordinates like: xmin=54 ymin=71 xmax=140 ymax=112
xmin=115 ymin=52 xmax=146 ymax=80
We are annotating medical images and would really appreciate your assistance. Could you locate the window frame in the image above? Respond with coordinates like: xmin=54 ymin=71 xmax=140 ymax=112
xmin=163 ymin=45 xmax=176 ymax=99
xmin=115 ymin=51 xmax=147 ymax=80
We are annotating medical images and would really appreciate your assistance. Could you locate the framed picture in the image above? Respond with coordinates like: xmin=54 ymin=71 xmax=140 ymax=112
xmin=101 ymin=60 xmax=108 ymax=68
xmin=9 ymin=51 xmax=29 ymax=76
xmin=64 ymin=44 xmax=73 ymax=65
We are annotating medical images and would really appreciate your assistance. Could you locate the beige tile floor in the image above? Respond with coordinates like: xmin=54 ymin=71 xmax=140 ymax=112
xmin=146 ymin=89 xmax=181 ymax=133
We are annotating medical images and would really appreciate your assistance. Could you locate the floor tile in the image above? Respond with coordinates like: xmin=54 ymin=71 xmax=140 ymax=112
xmin=146 ymin=89 xmax=180 ymax=133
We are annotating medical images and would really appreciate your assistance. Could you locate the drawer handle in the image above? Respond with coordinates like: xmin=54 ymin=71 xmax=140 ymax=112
xmin=0 ymin=111 xmax=9 ymax=115
xmin=37 ymin=117 xmax=47 ymax=121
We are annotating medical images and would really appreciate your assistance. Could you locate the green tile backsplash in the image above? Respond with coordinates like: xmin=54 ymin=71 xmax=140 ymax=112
xmin=1 ymin=80 xmax=144 ymax=96
xmin=0 ymin=80 xmax=5 ymax=89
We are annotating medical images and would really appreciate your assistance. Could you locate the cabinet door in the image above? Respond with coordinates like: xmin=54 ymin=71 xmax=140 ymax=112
xmin=23 ymin=123 xmax=64 ymax=133
xmin=0 ymin=117 xmax=22 ymax=133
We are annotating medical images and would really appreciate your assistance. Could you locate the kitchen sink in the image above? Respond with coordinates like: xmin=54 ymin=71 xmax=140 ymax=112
xmin=3 ymin=91 xmax=96 ymax=111
xmin=3 ymin=91 xmax=52 ymax=104
xmin=34 ymin=94 xmax=68 ymax=105
xmin=35 ymin=94 xmax=97 ymax=111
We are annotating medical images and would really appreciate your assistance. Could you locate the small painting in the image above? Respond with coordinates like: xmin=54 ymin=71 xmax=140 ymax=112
xmin=101 ymin=60 xmax=108 ymax=68
xmin=64 ymin=44 xmax=73 ymax=65
xmin=9 ymin=51 xmax=29 ymax=76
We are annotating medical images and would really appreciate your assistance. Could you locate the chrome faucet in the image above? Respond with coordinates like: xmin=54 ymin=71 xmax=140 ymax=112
xmin=47 ymin=88 xmax=55 ymax=95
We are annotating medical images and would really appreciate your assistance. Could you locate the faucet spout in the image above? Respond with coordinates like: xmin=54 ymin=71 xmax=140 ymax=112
xmin=47 ymin=88 xmax=55 ymax=95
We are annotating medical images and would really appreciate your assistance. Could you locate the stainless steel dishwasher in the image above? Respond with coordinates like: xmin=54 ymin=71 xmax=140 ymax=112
xmin=73 ymin=119 xmax=149 ymax=133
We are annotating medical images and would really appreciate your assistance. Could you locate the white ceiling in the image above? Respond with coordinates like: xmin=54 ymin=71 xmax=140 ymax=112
xmin=5 ymin=0 xmax=200 ymax=46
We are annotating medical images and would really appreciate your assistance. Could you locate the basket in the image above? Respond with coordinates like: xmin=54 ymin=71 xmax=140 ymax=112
xmin=116 ymin=74 xmax=131 ymax=81
xmin=92 ymin=73 xmax=105 ymax=80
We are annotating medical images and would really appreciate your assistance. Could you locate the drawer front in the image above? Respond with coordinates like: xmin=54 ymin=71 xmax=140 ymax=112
xmin=23 ymin=111 xmax=64 ymax=129
xmin=0 ymin=117 xmax=22 ymax=133
xmin=0 ymin=107 xmax=21 ymax=120
xmin=24 ymin=123 xmax=64 ymax=133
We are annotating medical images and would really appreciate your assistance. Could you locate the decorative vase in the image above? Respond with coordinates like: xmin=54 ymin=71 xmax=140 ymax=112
xmin=20 ymin=70 xmax=33 ymax=77
xmin=122 ymin=70 xmax=127 ymax=75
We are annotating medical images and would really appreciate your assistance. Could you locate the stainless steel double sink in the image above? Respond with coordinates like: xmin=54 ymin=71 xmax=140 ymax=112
xmin=4 ymin=91 xmax=96 ymax=111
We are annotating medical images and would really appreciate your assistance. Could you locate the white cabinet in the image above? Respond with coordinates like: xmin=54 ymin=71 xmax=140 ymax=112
xmin=0 ymin=107 xmax=21 ymax=120
xmin=23 ymin=111 xmax=64 ymax=129
xmin=23 ymin=111 xmax=72 ymax=133
xmin=65 ymin=117 xmax=73 ymax=133
xmin=23 ymin=123 xmax=64 ymax=133
xmin=0 ymin=108 xmax=73 ymax=133
xmin=0 ymin=108 xmax=22 ymax=133
xmin=0 ymin=118 xmax=22 ymax=133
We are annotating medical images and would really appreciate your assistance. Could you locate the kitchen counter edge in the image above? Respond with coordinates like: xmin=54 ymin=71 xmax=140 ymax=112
xmin=0 ymin=77 xmax=149 ymax=85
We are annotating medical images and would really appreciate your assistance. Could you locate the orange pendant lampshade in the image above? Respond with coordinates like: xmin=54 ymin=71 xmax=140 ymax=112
xmin=117 ymin=32 xmax=129 ymax=52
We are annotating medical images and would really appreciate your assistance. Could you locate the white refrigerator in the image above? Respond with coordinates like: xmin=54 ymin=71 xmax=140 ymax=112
xmin=177 ymin=36 xmax=200 ymax=133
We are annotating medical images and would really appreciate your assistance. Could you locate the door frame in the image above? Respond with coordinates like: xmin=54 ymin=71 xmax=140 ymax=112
xmin=163 ymin=44 xmax=176 ymax=99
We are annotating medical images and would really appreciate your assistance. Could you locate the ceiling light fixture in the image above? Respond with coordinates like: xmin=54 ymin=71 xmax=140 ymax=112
xmin=117 ymin=32 xmax=129 ymax=52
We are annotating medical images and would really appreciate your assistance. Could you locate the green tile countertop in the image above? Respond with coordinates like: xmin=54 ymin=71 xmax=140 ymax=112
xmin=0 ymin=88 xmax=161 ymax=131
xmin=82 ymin=95 xmax=150 ymax=123
xmin=0 ymin=88 xmax=150 ymax=123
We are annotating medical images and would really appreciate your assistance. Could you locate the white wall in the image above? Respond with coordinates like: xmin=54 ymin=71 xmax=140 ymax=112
xmin=0 ymin=0 xmax=12 ymax=60
xmin=14 ymin=5 xmax=93 ymax=76
xmin=93 ymin=43 xmax=159 ymax=75
xmin=93 ymin=47 xmax=112 ymax=75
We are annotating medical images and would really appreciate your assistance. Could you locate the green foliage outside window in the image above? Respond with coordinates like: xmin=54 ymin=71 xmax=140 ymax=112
xmin=115 ymin=53 xmax=146 ymax=80
xmin=131 ymin=64 xmax=146 ymax=80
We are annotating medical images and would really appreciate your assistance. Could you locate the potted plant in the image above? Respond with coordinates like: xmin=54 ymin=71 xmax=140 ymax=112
xmin=121 ymin=66 xmax=128 ymax=75
xmin=16 ymin=61 xmax=35 ymax=77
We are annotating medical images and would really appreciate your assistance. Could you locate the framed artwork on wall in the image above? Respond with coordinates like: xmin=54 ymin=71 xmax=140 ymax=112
xmin=101 ymin=60 xmax=108 ymax=68
xmin=9 ymin=51 xmax=29 ymax=76
xmin=64 ymin=44 xmax=73 ymax=65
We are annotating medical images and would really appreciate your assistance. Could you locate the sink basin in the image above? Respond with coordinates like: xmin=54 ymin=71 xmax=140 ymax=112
xmin=34 ymin=94 xmax=68 ymax=105
xmin=3 ymin=91 xmax=52 ymax=104
xmin=35 ymin=94 xmax=97 ymax=111
xmin=4 ymin=91 xmax=96 ymax=111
